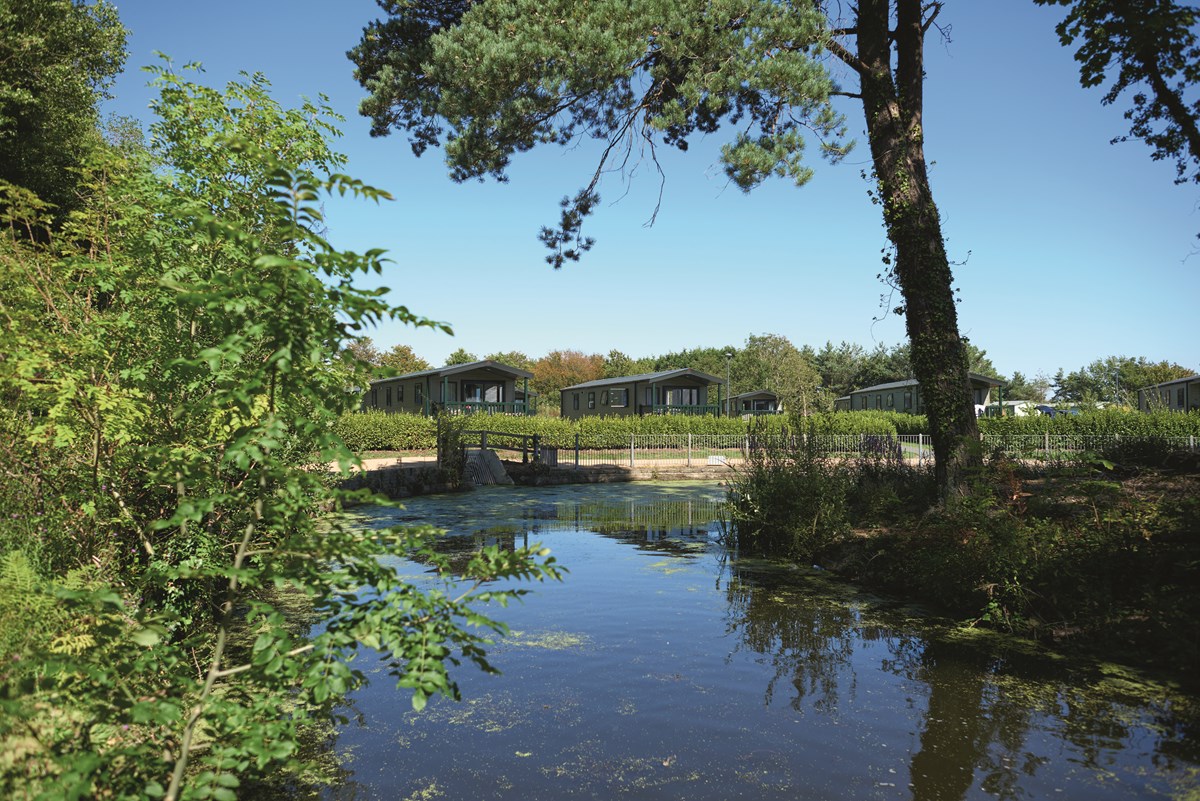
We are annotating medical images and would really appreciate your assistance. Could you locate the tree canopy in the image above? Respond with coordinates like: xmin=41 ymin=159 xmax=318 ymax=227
xmin=0 ymin=0 xmax=127 ymax=218
xmin=1037 ymin=0 xmax=1200 ymax=186
xmin=443 ymin=347 xmax=478 ymax=365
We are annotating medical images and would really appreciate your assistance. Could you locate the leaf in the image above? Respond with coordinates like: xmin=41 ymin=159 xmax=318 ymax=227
xmin=130 ymin=627 xmax=163 ymax=647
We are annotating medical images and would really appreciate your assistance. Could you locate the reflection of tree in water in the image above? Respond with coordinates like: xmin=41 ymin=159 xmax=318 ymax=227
xmin=721 ymin=562 xmax=876 ymax=713
xmin=526 ymin=498 xmax=727 ymax=554
xmin=408 ymin=496 xmax=727 ymax=572
xmin=904 ymin=638 xmax=1200 ymax=801
xmin=722 ymin=561 xmax=1200 ymax=801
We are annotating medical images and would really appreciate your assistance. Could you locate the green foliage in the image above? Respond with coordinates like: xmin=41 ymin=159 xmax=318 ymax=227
xmin=333 ymin=409 xmax=437 ymax=451
xmin=726 ymin=434 xmax=852 ymax=561
xmin=443 ymin=347 xmax=476 ymax=366
xmin=0 ymin=0 xmax=127 ymax=218
xmin=733 ymin=333 xmax=820 ymax=413
xmin=0 ymin=64 xmax=560 ymax=799
xmin=1049 ymin=354 xmax=1194 ymax=405
xmin=350 ymin=0 xmax=847 ymax=265
xmin=860 ymin=462 xmax=1200 ymax=669
xmin=803 ymin=410 xmax=928 ymax=436
xmin=731 ymin=443 xmax=1200 ymax=669
xmin=332 ymin=409 xmax=931 ymax=452
xmin=979 ymin=408 xmax=1200 ymax=437
xmin=1036 ymin=0 xmax=1200 ymax=186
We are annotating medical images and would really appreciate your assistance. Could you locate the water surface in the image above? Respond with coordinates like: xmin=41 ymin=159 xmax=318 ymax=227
xmin=322 ymin=482 xmax=1200 ymax=801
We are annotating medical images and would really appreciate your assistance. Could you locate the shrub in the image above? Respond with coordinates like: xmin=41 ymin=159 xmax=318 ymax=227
xmin=333 ymin=409 xmax=436 ymax=451
xmin=726 ymin=435 xmax=852 ymax=561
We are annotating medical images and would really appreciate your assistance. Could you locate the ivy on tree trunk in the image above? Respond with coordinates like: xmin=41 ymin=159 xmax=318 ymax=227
xmin=850 ymin=0 xmax=980 ymax=493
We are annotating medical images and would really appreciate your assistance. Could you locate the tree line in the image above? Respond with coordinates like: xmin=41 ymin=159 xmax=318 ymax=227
xmin=350 ymin=334 xmax=1194 ymax=412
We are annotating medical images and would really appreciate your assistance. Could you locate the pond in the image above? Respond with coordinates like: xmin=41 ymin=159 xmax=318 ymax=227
xmin=320 ymin=482 xmax=1200 ymax=801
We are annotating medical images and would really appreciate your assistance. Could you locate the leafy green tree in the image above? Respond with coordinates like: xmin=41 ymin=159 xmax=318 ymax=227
xmin=444 ymin=347 xmax=477 ymax=366
xmin=1036 ymin=0 xmax=1200 ymax=186
xmin=1053 ymin=355 xmax=1194 ymax=405
xmin=382 ymin=342 xmax=433 ymax=373
xmin=650 ymin=345 xmax=737 ymax=381
xmin=0 ymin=64 xmax=559 ymax=799
xmin=1003 ymin=371 xmax=1050 ymax=403
xmin=855 ymin=343 xmax=912 ymax=389
xmin=813 ymin=341 xmax=867 ymax=400
xmin=484 ymin=349 xmax=532 ymax=370
xmin=963 ymin=343 xmax=1001 ymax=379
xmin=733 ymin=333 xmax=821 ymax=415
xmin=0 ymin=0 xmax=127 ymax=219
xmin=603 ymin=349 xmax=643 ymax=378
xmin=350 ymin=0 xmax=981 ymax=496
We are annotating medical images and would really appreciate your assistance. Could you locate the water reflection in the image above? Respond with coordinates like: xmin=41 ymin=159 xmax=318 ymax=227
xmin=320 ymin=483 xmax=1199 ymax=801
xmin=721 ymin=555 xmax=1200 ymax=801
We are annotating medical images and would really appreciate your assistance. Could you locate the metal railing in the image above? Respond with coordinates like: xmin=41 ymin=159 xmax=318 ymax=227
xmin=461 ymin=429 xmax=541 ymax=462
xmin=527 ymin=433 xmax=1200 ymax=469
xmin=644 ymin=404 xmax=722 ymax=416
xmin=440 ymin=400 xmax=535 ymax=416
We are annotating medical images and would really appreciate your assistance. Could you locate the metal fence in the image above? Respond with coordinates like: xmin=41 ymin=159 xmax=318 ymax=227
xmin=541 ymin=433 xmax=1200 ymax=469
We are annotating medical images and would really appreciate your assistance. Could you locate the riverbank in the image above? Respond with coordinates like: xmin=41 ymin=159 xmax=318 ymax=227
xmin=727 ymin=453 xmax=1200 ymax=679
xmin=336 ymin=458 xmax=738 ymax=499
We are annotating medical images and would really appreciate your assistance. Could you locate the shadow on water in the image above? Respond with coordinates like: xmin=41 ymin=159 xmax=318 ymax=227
xmin=291 ymin=482 xmax=1200 ymax=801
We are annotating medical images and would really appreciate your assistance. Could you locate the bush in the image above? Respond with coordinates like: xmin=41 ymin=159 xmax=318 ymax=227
xmin=979 ymin=408 xmax=1200 ymax=437
xmin=726 ymin=435 xmax=853 ymax=561
xmin=331 ymin=409 xmax=933 ymax=452
xmin=332 ymin=410 xmax=436 ymax=451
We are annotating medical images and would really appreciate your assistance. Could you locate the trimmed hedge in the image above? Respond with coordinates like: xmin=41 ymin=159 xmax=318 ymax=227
xmin=333 ymin=408 xmax=1198 ymax=454
xmin=979 ymin=409 xmax=1200 ymax=437
xmin=332 ymin=410 xmax=932 ymax=451
xmin=332 ymin=410 xmax=436 ymax=451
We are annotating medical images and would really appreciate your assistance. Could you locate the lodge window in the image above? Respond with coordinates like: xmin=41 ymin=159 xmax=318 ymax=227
xmin=371 ymin=388 xmax=378 ymax=406
xmin=463 ymin=381 xmax=501 ymax=402
xmin=859 ymin=396 xmax=867 ymax=410
xmin=875 ymin=395 xmax=882 ymax=410
xmin=601 ymin=390 xmax=609 ymax=406
xmin=397 ymin=385 xmax=404 ymax=403
xmin=588 ymin=392 xmax=596 ymax=409
xmin=664 ymin=387 xmax=698 ymax=406
xmin=1178 ymin=388 xmax=1186 ymax=407
xmin=573 ymin=393 xmax=580 ymax=411
xmin=611 ymin=389 xmax=628 ymax=407
xmin=386 ymin=387 xmax=392 ymax=406
xmin=415 ymin=384 xmax=423 ymax=405
xmin=903 ymin=391 xmax=912 ymax=410
xmin=886 ymin=394 xmax=894 ymax=409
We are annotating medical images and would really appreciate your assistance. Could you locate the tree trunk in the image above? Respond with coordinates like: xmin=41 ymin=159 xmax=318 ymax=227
xmin=854 ymin=0 xmax=980 ymax=496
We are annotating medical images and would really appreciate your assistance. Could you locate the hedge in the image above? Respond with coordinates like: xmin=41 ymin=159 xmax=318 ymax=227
xmin=332 ymin=410 xmax=436 ymax=451
xmin=978 ymin=409 xmax=1200 ymax=437
xmin=332 ymin=410 xmax=932 ymax=451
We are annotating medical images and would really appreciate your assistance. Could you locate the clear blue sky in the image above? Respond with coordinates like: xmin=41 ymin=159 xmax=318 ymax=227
xmin=104 ymin=1 xmax=1199 ymax=381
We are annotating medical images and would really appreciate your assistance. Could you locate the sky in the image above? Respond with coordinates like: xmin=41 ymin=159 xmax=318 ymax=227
xmin=103 ymin=1 xmax=1200 ymax=381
